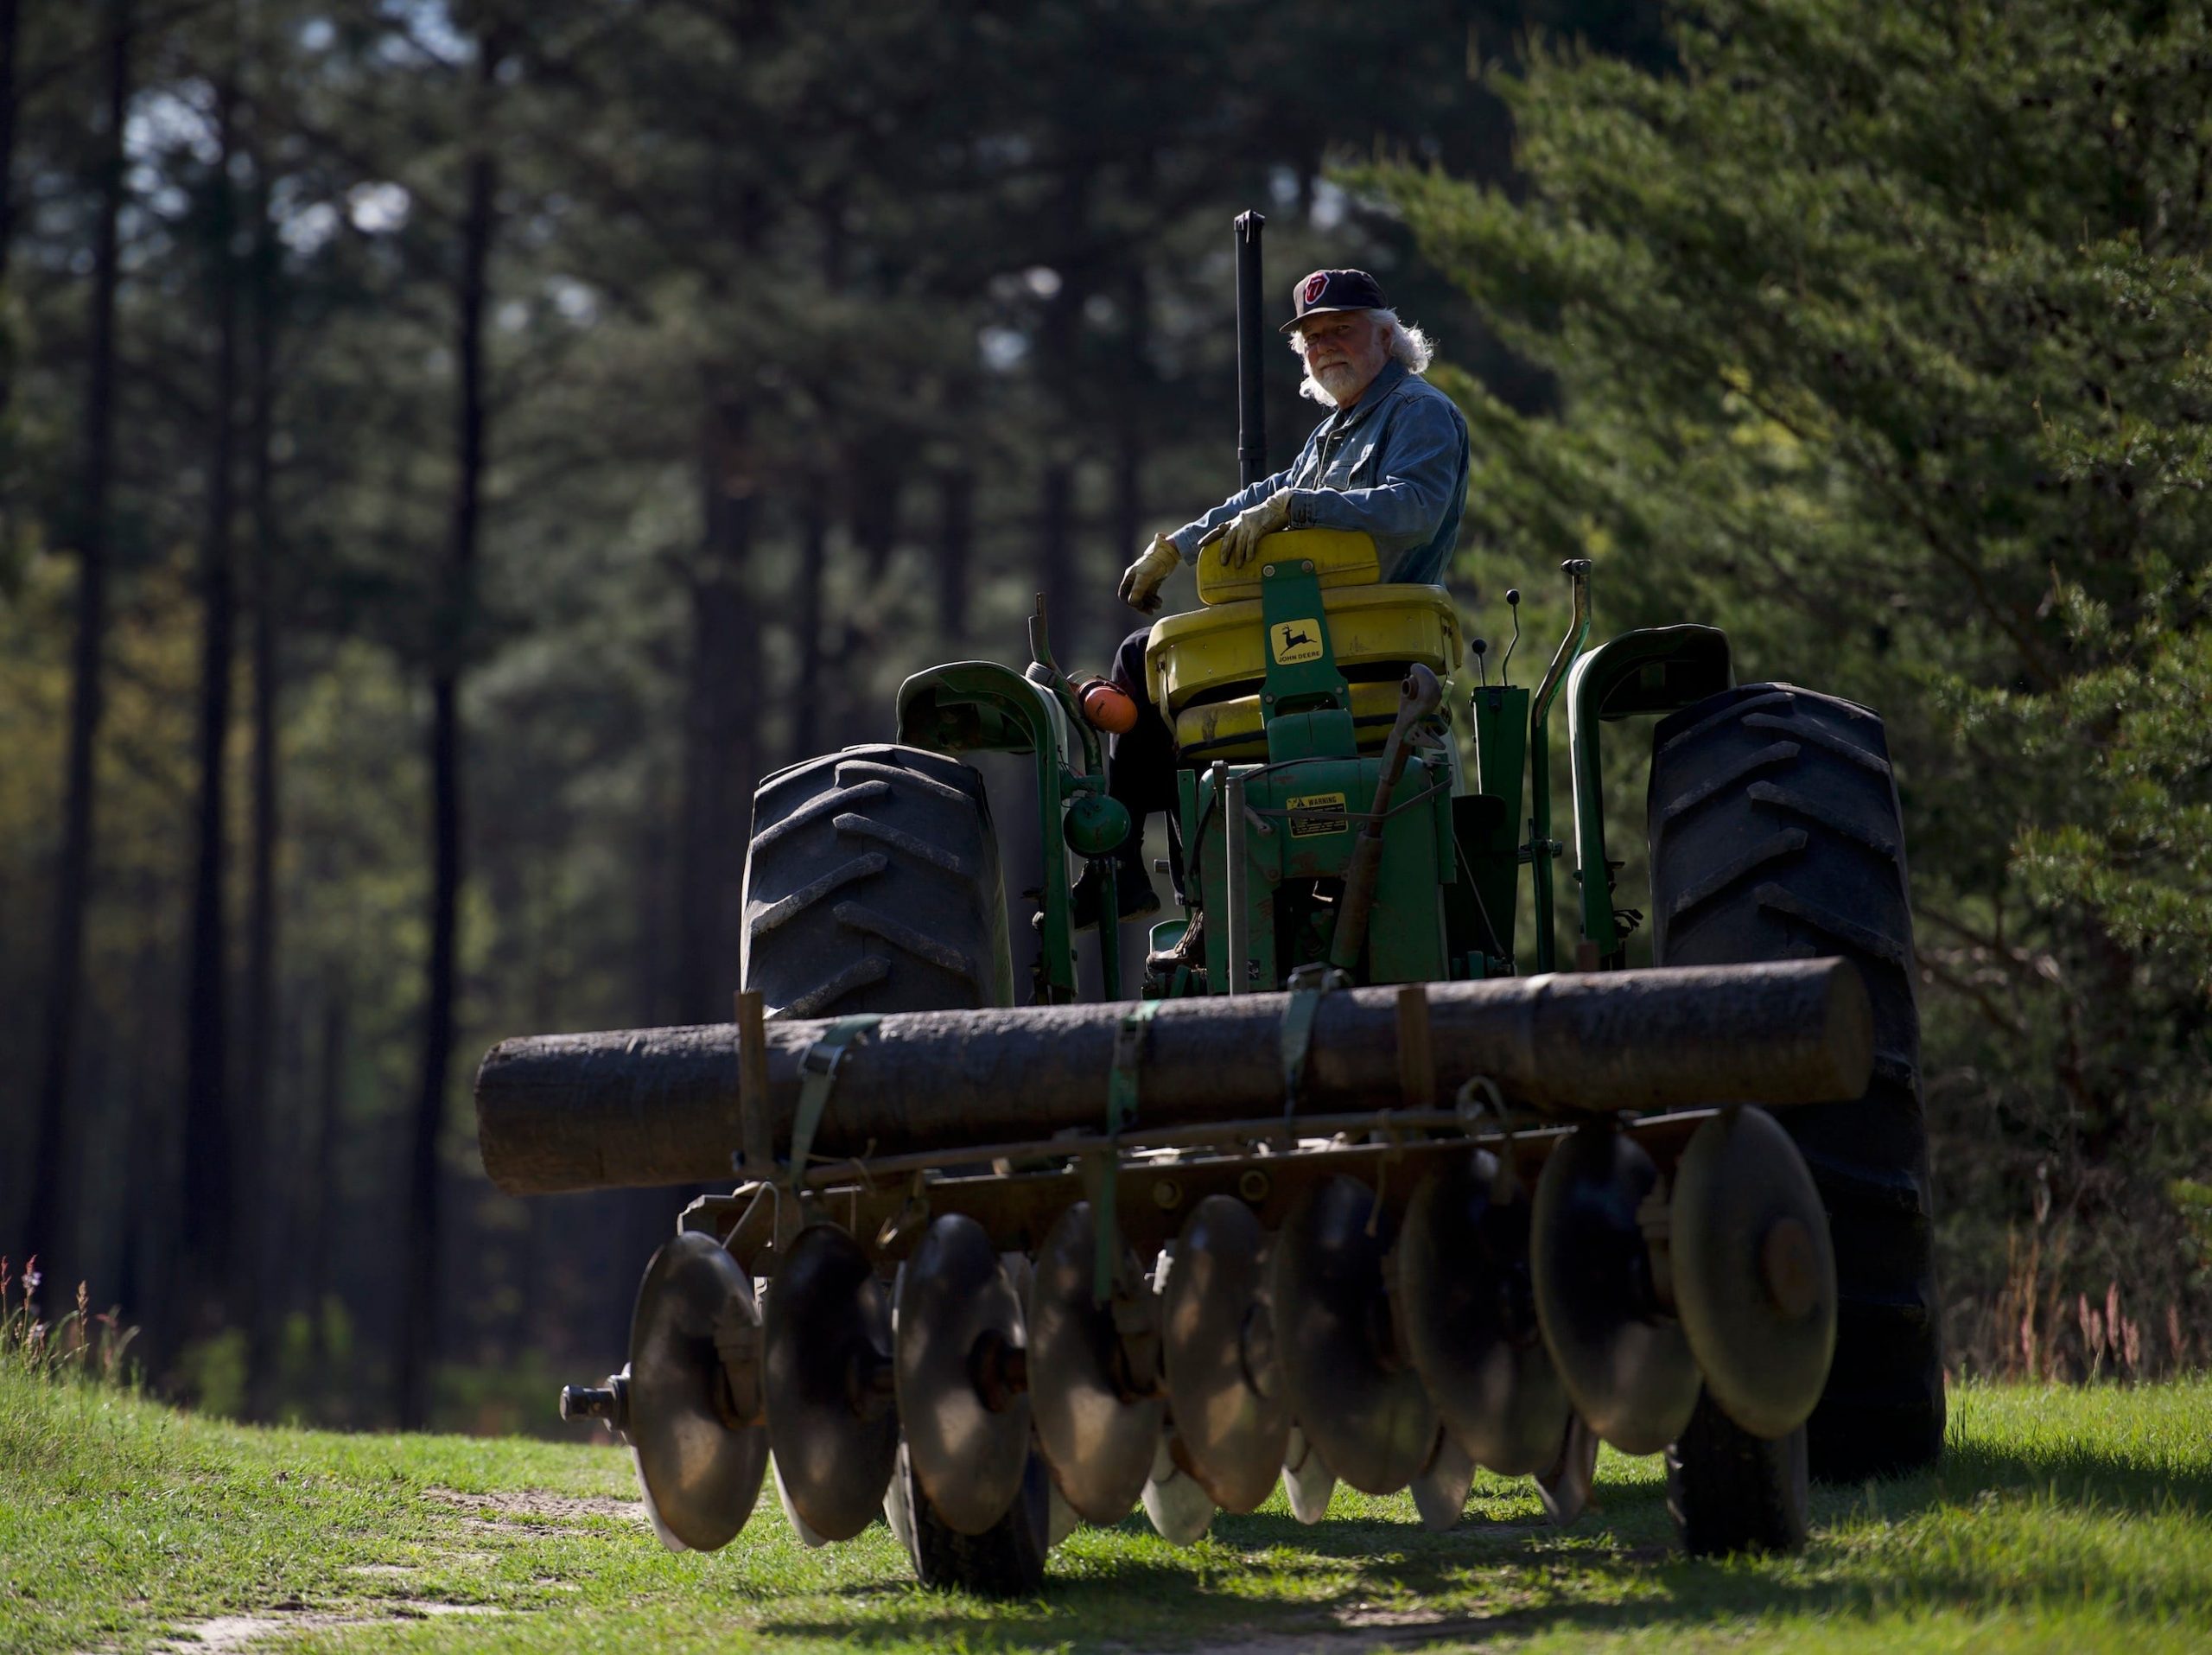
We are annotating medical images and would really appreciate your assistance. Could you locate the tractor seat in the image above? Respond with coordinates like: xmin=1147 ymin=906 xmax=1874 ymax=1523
xmin=1168 ymin=677 xmax=1428 ymax=763
xmin=1192 ymin=525 xmax=1381 ymax=605
xmin=1144 ymin=530 xmax=1463 ymax=764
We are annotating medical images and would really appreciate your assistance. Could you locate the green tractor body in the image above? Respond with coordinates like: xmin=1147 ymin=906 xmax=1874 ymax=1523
xmin=897 ymin=551 xmax=1731 ymax=998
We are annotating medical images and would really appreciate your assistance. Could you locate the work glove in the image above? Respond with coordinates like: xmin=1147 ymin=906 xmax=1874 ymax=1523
xmin=1118 ymin=532 xmax=1182 ymax=614
xmin=1211 ymin=490 xmax=1293 ymax=570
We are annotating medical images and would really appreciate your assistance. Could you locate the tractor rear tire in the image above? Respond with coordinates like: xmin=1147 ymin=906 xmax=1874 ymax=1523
xmin=741 ymin=744 xmax=1013 ymax=1018
xmin=884 ymin=1439 xmax=1052 ymax=1600
xmin=742 ymin=743 xmax=1040 ymax=1593
xmin=1647 ymin=683 xmax=1944 ymax=1484
xmin=1666 ymin=1394 xmax=1808 ymax=1556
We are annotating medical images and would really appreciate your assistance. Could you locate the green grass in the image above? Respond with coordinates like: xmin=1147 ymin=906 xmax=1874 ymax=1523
xmin=4 ymin=1372 xmax=2209 ymax=1653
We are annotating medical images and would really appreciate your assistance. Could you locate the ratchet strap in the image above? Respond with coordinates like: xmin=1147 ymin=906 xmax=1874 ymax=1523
xmin=1107 ymin=997 xmax=1161 ymax=1137
xmin=1279 ymin=964 xmax=1349 ymax=1124
xmin=1090 ymin=998 xmax=1164 ymax=1302
xmin=787 ymin=1014 xmax=882 ymax=1194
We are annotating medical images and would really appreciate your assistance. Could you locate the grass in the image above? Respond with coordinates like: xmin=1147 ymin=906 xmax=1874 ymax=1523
xmin=3 ymin=1370 xmax=2209 ymax=1653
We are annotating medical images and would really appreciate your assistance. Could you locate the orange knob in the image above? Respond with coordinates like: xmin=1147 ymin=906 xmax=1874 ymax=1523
xmin=1079 ymin=678 xmax=1139 ymax=735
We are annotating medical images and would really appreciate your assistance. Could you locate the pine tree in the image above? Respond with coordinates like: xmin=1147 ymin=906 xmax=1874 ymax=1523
xmin=1378 ymin=0 xmax=2212 ymax=1366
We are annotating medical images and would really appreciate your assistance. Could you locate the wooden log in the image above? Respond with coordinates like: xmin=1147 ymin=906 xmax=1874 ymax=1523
xmin=475 ymin=961 xmax=1870 ymax=1196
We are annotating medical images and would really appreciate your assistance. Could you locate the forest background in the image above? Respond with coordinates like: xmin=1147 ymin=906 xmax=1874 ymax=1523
xmin=2 ymin=0 xmax=2205 ymax=1434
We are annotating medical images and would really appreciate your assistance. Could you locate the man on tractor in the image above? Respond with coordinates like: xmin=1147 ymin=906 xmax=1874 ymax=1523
xmin=1076 ymin=268 xmax=1471 ymax=927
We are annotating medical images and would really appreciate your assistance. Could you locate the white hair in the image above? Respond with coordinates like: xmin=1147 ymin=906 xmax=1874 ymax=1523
xmin=1291 ymin=308 xmax=1435 ymax=404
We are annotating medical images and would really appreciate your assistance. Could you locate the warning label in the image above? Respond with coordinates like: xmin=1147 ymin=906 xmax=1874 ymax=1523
xmin=1286 ymin=791 xmax=1351 ymax=838
xmin=1270 ymin=617 xmax=1324 ymax=665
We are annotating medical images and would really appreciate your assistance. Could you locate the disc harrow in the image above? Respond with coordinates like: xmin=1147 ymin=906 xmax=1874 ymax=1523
xmin=509 ymin=958 xmax=1861 ymax=1579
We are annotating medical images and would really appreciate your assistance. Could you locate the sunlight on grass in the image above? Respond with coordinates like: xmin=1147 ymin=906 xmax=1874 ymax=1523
xmin=3 ymin=1370 xmax=2209 ymax=1652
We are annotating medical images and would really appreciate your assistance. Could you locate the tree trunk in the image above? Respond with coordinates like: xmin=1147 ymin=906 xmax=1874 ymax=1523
xmin=397 ymin=45 xmax=499 ymax=1429
xmin=935 ymin=467 xmax=974 ymax=645
xmin=115 ymin=886 xmax=169 ymax=1328
xmin=178 ymin=66 xmax=244 ymax=1360
xmin=1038 ymin=460 xmax=1077 ymax=663
xmin=636 ymin=812 xmax=673 ymax=1027
xmin=27 ymin=0 xmax=130 ymax=1301
xmin=241 ymin=145 xmax=284 ymax=1415
xmin=830 ymin=448 xmax=901 ymax=745
xmin=1035 ymin=162 xmax=1093 ymax=665
xmin=671 ymin=395 xmax=757 ymax=1024
xmin=1112 ymin=262 xmax=1151 ymax=571
xmin=306 ymin=988 xmax=345 ymax=1394
xmin=1111 ymin=438 xmax=1143 ymax=573
xmin=0 ymin=0 xmax=20 ymax=425
xmin=788 ymin=483 xmax=831 ymax=766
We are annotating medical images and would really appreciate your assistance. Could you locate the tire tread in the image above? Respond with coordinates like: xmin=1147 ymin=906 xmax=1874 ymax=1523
xmin=1648 ymin=682 xmax=1943 ymax=1483
xmin=741 ymin=743 xmax=1010 ymax=1020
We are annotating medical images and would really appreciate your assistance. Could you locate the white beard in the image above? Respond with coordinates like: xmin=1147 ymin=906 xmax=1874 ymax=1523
xmin=1300 ymin=358 xmax=1369 ymax=407
xmin=1298 ymin=368 xmax=1340 ymax=406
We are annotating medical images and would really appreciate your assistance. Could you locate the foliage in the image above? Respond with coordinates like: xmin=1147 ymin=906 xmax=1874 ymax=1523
xmin=1373 ymin=0 xmax=2212 ymax=1374
xmin=0 ymin=1257 xmax=137 ymax=1388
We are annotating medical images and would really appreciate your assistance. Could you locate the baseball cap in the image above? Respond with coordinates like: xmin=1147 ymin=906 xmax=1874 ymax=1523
xmin=1282 ymin=268 xmax=1389 ymax=332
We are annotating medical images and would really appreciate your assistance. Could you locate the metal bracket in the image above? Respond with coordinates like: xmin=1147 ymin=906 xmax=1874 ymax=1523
xmin=1094 ymin=999 xmax=1164 ymax=1301
xmin=1454 ymin=1073 xmax=1526 ymax=1198
xmin=1223 ymin=769 xmax=1250 ymax=996
xmin=734 ymin=990 xmax=772 ymax=1181
xmin=1108 ymin=999 xmax=1160 ymax=1136
xmin=874 ymin=1170 xmax=931 ymax=1254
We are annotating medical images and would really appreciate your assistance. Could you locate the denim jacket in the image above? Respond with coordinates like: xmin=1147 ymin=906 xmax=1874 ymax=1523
xmin=1167 ymin=359 xmax=1469 ymax=586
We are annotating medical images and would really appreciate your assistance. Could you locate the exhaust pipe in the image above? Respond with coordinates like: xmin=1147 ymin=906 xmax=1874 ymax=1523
xmin=1234 ymin=210 xmax=1267 ymax=488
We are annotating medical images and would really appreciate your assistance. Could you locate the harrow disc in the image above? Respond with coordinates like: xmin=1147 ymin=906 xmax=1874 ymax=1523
xmin=626 ymin=1232 xmax=767 ymax=1552
xmin=1535 ymin=1412 xmax=1600 ymax=1527
xmin=1281 ymin=1425 xmax=1336 ymax=1525
xmin=772 ymin=1461 xmax=831 ymax=1548
xmin=1671 ymin=1105 xmax=1838 ymax=1441
xmin=893 ymin=1214 xmax=1031 ymax=1535
xmin=1028 ymin=1202 xmax=1166 ymax=1523
xmin=1048 ymin=1481 xmax=1080 ymax=1548
xmin=1273 ymin=1176 xmax=1437 ymax=1496
xmin=1409 ymin=1429 xmax=1476 ymax=1531
xmin=1160 ymin=1195 xmax=1289 ymax=1512
xmin=1142 ymin=1428 xmax=1218 ymax=1544
xmin=763 ymin=1223 xmax=899 ymax=1541
xmin=1397 ymin=1154 xmax=1573 ymax=1474
xmin=1531 ymin=1124 xmax=1701 ymax=1455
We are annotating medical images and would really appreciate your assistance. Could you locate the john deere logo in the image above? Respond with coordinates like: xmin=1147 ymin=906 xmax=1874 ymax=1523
xmin=1271 ymin=618 xmax=1323 ymax=665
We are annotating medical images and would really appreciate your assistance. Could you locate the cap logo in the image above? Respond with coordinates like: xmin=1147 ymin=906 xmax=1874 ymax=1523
xmin=1303 ymin=273 xmax=1328 ymax=305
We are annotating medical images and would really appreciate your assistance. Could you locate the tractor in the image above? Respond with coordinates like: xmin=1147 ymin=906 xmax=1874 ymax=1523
xmin=474 ymin=219 xmax=1942 ymax=1597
